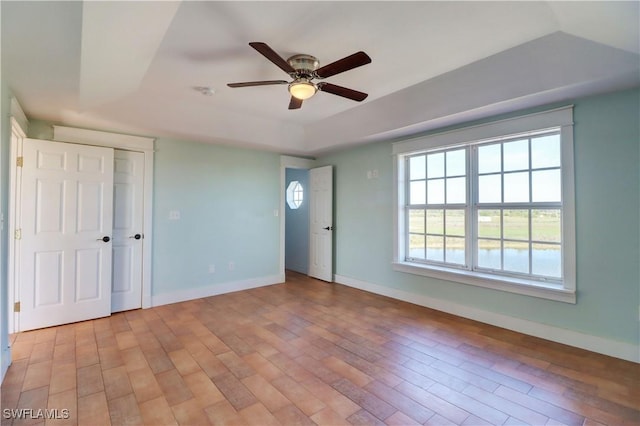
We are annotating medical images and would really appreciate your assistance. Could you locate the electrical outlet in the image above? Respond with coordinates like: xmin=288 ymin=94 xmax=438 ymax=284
xmin=228 ymin=261 xmax=235 ymax=271
xmin=169 ymin=210 xmax=181 ymax=220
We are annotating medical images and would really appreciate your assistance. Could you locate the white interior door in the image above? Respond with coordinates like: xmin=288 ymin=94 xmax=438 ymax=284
xmin=309 ymin=165 xmax=333 ymax=282
xmin=111 ymin=150 xmax=144 ymax=313
xmin=19 ymin=139 xmax=114 ymax=331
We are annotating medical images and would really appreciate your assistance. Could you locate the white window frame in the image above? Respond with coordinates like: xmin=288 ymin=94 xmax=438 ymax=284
xmin=392 ymin=106 xmax=576 ymax=303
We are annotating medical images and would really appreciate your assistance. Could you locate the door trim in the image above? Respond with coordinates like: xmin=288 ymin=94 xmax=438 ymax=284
xmin=51 ymin=126 xmax=155 ymax=309
xmin=7 ymin=117 xmax=27 ymax=334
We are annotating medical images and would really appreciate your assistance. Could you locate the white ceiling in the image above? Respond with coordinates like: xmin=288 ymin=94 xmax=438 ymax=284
xmin=2 ymin=1 xmax=639 ymax=156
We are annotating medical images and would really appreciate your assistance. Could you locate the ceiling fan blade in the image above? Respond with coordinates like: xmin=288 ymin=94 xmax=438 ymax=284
xmin=249 ymin=42 xmax=296 ymax=75
xmin=315 ymin=51 xmax=371 ymax=78
xmin=227 ymin=80 xmax=288 ymax=88
xmin=288 ymin=97 xmax=303 ymax=110
xmin=318 ymin=83 xmax=368 ymax=102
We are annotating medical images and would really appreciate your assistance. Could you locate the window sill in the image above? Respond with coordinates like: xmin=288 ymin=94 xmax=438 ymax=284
xmin=392 ymin=261 xmax=576 ymax=304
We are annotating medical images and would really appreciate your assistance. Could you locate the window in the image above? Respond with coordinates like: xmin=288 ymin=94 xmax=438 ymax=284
xmin=393 ymin=107 xmax=575 ymax=303
xmin=286 ymin=181 xmax=304 ymax=209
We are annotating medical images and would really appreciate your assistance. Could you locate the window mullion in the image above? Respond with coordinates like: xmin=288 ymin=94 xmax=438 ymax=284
xmin=528 ymin=138 xmax=533 ymax=274
xmin=468 ymin=146 xmax=476 ymax=271
xmin=405 ymin=157 xmax=412 ymax=260
xmin=528 ymin=207 xmax=533 ymax=275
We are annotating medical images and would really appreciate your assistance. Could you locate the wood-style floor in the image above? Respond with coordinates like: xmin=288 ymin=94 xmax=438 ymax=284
xmin=1 ymin=271 xmax=638 ymax=426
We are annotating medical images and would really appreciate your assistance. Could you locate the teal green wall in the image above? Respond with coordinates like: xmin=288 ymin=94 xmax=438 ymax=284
xmin=152 ymin=138 xmax=281 ymax=295
xmin=317 ymin=88 xmax=640 ymax=346
xmin=24 ymin=119 xmax=53 ymax=140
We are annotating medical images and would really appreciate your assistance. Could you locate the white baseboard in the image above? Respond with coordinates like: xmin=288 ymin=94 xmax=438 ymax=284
xmin=334 ymin=274 xmax=639 ymax=363
xmin=1 ymin=346 xmax=11 ymax=385
xmin=151 ymin=274 xmax=285 ymax=307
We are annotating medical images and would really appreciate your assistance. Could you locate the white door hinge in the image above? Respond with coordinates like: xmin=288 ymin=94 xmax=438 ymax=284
xmin=14 ymin=229 xmax=22 ymax=240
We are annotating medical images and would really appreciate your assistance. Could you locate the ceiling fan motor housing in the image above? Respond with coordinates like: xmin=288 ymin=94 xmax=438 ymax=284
xmin=287 ymin=54 xmax=319 ymax=77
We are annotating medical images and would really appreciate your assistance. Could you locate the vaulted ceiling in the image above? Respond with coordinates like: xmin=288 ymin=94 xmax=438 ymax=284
xmin=2 ymin=1 xmax=639 ymax=155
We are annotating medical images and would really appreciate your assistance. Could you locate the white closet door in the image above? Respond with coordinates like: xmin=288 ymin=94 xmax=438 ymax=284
xmin=309 ymin=165 xmax=334 ymax=282
xmin=111 ymin=150 xmax=144 ymax=313
xmin=19 ymin=139 xmax=114 ymax=331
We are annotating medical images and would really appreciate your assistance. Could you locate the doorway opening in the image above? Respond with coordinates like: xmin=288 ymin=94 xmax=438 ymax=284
xmin=279 ymin=156 xmax=334 ymax=283
xmin=285 ymin=168 xmax=310 ymax=274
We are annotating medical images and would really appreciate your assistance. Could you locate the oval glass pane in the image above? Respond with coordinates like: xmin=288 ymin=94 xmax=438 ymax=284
xmin=286 ymin=180 xmax=304 ymax=209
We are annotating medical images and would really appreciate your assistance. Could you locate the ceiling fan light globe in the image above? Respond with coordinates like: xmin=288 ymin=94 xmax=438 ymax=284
xmin=289 ymin=81 xmax=316 ymax=100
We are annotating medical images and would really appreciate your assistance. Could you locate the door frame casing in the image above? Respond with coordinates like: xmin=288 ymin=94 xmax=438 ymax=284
xmin=7 ymin=116 xmax=27 ymax=334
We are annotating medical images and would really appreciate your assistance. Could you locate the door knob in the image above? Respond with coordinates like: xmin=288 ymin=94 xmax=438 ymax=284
xmin=129 ymin=234 xmax=142 ymax=240
xmin=323 ymin=226 xmax=334 ymax=231
xmin=97 ymin=236 xmax=111 ymax=242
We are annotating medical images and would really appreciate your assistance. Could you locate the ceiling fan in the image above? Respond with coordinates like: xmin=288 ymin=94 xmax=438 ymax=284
xmin=227 ymin=42 xmax=372 ymax=110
